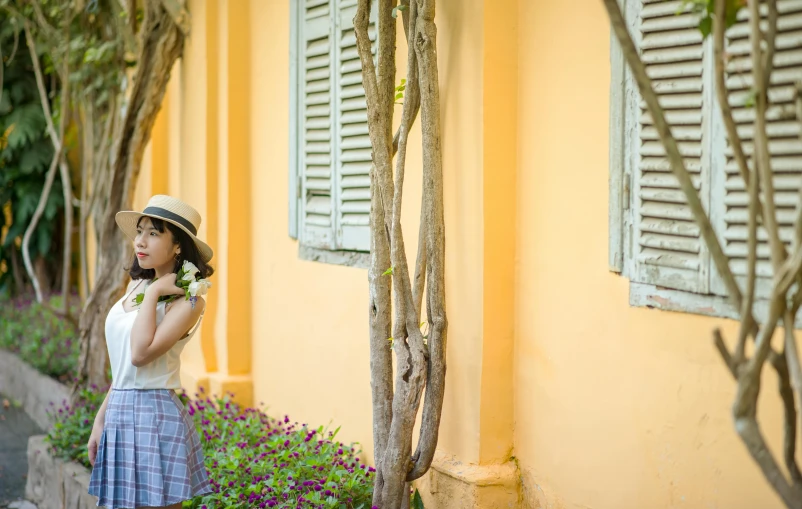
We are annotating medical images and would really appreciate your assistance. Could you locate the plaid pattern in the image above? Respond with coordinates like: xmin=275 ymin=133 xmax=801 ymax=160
xmin=88 ymin=389 xmax=211 ymax=508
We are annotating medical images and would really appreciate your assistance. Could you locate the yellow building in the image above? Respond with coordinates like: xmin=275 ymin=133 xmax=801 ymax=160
xmin=128 ymin=0 xmax=800 ymax=507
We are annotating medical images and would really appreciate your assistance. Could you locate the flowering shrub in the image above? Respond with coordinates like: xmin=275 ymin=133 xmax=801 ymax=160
xmin=184 ymin=389 xmax=375 ymax=509
xmin=46 ymin=386 xmax=376 ymax=508
xmin=45 ymin=384 xmax=108 ymax=468
xmin=0 ymin=294 xmax=80 ymax=381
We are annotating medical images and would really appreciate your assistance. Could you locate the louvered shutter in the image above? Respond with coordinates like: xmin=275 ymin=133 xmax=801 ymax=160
xmin=627 ymin=0 xmax=711 ymax=292
xmin=335 ymin=1 xmax=375 ymax=251
xmin=711 ymin=0 xmax=802 ymax=298
xmin=299 ymin=0 xmax=336 ymax=249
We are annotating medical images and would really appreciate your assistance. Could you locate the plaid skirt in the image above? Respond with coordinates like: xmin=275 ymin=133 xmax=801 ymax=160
xmin=88 ymin=389 xmax=211 ymax=508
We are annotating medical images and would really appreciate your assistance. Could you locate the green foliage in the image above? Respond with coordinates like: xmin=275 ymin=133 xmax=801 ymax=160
xmin=0 ymin=0 xmax=133 ymax=296
xmin=186 ymin=391 xmax=375 ymax=508
xmin=44 ymin=384 xmax=107 ymax=467
xmin=679 ymin=0 xmax=745 ymax=39
xmin=0 ymin=294 xmax=80 ymax=381
xmin=394 ymin=78 xmax=406 ymax=105
xmin=46 ymin=387 xmax=377 ymax=509
xmin=0 ymin=13 xmax=65 ymax=295
xmin=411 ymin=489 xmax=425 ymax=509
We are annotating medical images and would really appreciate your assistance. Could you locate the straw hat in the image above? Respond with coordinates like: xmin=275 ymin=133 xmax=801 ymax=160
xmin=115 ymin=195 xmax=214 ymax=263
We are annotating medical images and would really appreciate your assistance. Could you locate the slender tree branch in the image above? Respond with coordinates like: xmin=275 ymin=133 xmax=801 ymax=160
xmin=770 ymin=347 xmax=802 ymax=484
xmin=407 ymin=0 xmax=447 ymax=482
xmin=391 ymin=1 xmax=420 ymax=157
xmin=79 ymin=103 xmax=92 ymax=296
xmin=728 ymin=0 xmax=760 ymax=364
xmin=732 ymin=296 xmax=802 ymax=506
xmin=748 ymin=0 xmax=784 ymax=267
xmin=355 ymin=0 xmax=395 ymax=228
xmin=21 ymin=152 xmax=60 ymax=303
xmin=713 ymin=0 xmax=761 ymax=233
xmin=714 ymin=329 xmax=738 ymax=378
xmin=20 ymin=20 xmax=64 ymax=303
xmin=57 ymin=18 xmax=73 ymax=315
xmin=23 ymin=21 xmax=60 ymax=151
xmin=763 ymin=0 xmax=778 ymax=94
xmin=26 ymin=0 xmax=57 ymax=40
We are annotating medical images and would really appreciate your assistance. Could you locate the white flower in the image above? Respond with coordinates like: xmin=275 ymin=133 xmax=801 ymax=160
xmin=182 ymin=260 xmax=200 ymax=281
xmin=188 ymin=279 xmax=212 ymax=297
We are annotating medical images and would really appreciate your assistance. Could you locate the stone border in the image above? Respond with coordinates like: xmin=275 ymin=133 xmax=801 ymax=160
xmin=25 ymin=435 xmax=95 ymax=509
xmin=0 ymin=350 xmax=71 ymax=431
xmin=416 ymin=451 xmax=521 ymax=508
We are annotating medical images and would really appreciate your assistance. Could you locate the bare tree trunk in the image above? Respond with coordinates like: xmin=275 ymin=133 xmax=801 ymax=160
xmin=407 ymin=0 xmax=447 ymax=481
xmin=77 ymin=0 xmax=185 ymax=388
xmin=356 ymin=0 xmax=446 ymax=506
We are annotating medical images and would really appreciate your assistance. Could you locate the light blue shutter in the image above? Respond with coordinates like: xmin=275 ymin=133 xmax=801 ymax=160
xmin=710 ymin=0 xmax=802 ymax=298
xmin=334 ymin=0 xmax=375 ymax=251
xmin=299 ymin=0 xmax=337 ymax=249
xmin=626 ymin=0 xmax=711 ymax=292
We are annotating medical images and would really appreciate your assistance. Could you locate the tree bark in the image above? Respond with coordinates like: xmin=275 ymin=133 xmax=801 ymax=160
xmin=356 ymin=0 xmax=446 ymax=506
xmin=79 ymin=103 xmax=93 ymax=296
xmin=77 ymin=0 xmax=185 ymax=388
xmin=407 ymin=0 xmax=447 ymax=481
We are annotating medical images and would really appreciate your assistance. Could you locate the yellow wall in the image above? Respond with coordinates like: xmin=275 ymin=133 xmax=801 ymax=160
xmin=515 ymin=1 xmax=785 ymax=508
xmin=135 ymin=0 xmax=793 ymax=508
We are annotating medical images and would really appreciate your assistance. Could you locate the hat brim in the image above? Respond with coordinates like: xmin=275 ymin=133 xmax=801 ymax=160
xmin=115 ymin=211 xmax=214 ymax=263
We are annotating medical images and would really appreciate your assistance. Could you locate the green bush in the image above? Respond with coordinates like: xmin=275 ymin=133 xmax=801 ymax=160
xmin=0 ymin=294 xmax=80 ymax=381
xmin=44 ymin=384 xmax=107 ymax=468
xmin=46 ymin=386 xmax=376 ymax=509
xmin=185 ymin=390 xmax=375 ymax=509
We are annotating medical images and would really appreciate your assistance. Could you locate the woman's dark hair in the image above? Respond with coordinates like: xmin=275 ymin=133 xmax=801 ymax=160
xmin=127 ymin=216 xmax=215 ymax=280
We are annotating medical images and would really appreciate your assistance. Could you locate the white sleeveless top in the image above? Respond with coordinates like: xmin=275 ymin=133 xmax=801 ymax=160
xmin=105 ymin=280 xmax=202 ymax=390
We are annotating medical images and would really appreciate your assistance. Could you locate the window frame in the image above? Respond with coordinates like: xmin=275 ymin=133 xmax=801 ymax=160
xmin=288 ymin=0 xmax=372 ymax=268
xmin=608 ymin=0 xmax=752 ymax=320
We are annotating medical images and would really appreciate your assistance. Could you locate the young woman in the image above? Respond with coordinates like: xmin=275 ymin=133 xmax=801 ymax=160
xmin=87 ymin=195 xmax=213 ymax=508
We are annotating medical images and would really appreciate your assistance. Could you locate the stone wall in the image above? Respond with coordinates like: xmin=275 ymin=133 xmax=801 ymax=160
xmin=25 ymin=436 xmax=95 ymax=509
xmin=0 ymin=350 xmax=71 ymax=431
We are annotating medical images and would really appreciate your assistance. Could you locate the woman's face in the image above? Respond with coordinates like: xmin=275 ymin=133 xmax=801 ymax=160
xmin=134 ymin=217 xmax=180 ymax=272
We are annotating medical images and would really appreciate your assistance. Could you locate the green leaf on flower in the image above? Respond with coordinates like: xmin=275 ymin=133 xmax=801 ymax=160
xmin=698 ymin=15 xmax=712 ymax=39
xmin=412 ymin=489 xmax=425 ymax=509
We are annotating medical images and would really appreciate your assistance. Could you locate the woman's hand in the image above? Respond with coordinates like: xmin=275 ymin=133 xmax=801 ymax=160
xmin=88 ymin=423 xmax=103 ymax=466
xmin=145 ymin=273 xmax=184 ymax=298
